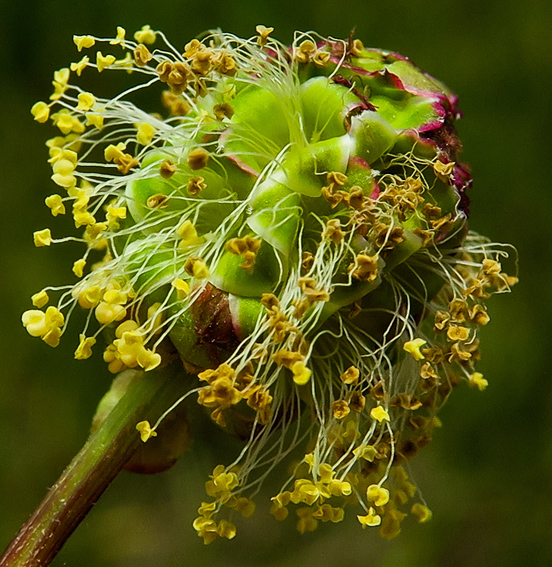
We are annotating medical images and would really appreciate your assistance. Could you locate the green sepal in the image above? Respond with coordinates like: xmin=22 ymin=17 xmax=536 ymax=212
xmin=350 ymin=112 xmax=397 ymax=164
xmin=210 ymin=239 xmax=283 ymax=297
xmin=246 ymin=182 xmax=302 ymax=256
xmin=228 ymin=294 xmax=264 ymax=340
xmin=300 ymin=76 xmax=356 ymax=142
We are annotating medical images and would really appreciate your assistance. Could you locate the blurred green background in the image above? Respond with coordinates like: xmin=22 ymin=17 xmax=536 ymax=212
xmin=0 ymin=0 xmax=550 ymax=565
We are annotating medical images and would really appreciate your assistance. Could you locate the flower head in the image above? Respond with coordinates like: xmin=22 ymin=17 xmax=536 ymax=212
xmin=26 ymin=26 xmax=517 ymax=542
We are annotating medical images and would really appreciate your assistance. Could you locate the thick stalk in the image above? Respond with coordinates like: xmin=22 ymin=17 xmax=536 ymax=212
xmin=0 ymin=362 xmax=188 ymax=567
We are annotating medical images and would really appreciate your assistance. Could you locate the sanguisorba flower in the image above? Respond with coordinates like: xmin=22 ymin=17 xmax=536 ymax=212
xmin=25 ymin=25 xmax=517 ymax=542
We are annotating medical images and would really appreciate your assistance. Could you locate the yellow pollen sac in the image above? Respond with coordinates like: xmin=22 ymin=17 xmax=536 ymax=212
xmin=31 ymin=290 xmax=49 ymax=308
xmin=340 ymin=365 xmax=360 ymax=384
xmin=31 ymin=101 xmax=50 ymax=123
xmin=469 ymin=372 xmax=488 ymax=391
xmin=366 ymin=484 xmax=390 ymax=507
xmin=34 ymin=229 xmax=52 ymax=247
xmin=96 ymin=51 xmax=116 ymax=72
xmin=70 ymin=56 xmax=90 ymax=76
xmin=76 ymin=92 xmax=96 ymax=111
xmin=403 ymin=338 xmax=427 ymax=360
xmin=185 ymin=257 xmax=209 ymax=279
xmin=110 ymin=26 xmax=127 ymax=46
xmin=172 ymin=278 xmax=190 ymax=299
xmin=256 ymin=25 xmax=274 ymax=46
xmin=136 ymin=420 xmax=157 ymax=442
xmin=73 ymin=35 xmax=95 ymax=51
xmin=291 ymin=360 xmax=312 ymax=386
xmin=134 ymin=25 xmax=157 ymax=45
xmin=411 ymin=503 xmax=432 ymax=523
xmin=86 ymin=113 xmax=104 ymax=129
xmin=45 ymin=194 xmax=65 ymax=216
xmin=370 ymin=405 xmax=390 ymax=423
xmin=136 ymin=122 xmax=156 ymax=145
xmin=72 ymin=259 xmax=86 ymax=278
xmin=358 ymin=508 xmax=382 ymax=528
xmin=74 ymin=334 xmax=96 ymax=359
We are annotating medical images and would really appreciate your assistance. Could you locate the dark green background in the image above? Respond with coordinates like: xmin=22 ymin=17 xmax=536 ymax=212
xmin=1 ymin=0 xmax=550 ymax=565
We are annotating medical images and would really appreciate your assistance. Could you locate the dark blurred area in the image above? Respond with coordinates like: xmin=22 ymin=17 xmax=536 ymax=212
xmin=1 ymin=0 xmax=550 ymax=565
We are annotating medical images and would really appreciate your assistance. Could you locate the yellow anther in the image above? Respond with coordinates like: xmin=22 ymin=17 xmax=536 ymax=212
xmin=104 ymin=142 xmax=126 ymax=161
xmin=134 ymin=24 xmax=156 ymax=45
xmin=34 ymin=229 xmax=52 ymax=247
xmin=353 ymin=445 xmax=377 ymax=462
xmin=357 ymin=508 xmax=381 ymax=528
xmin=340 ymin=365 xmax=360 ymax=384
xmin=31 ymin=290 xmax=49 ymax=308
xmin=291 ymin=360 xmax=312 ymax=386
xmin=136 ymin=420 xmax=157 ymax=442
xmin=370 ymin=405 xmax=390 ymax=423
xmin=72 ymin=259 xmax=86 ymax=278
xmin=73 ymin=35 xmax=95 ymax=51
xmin=185 ymin=257 xmax=209 ymax=279
xmin=77 ymin=285 xmax=102 ymax=309
xmin=86 ymin=113 xmax=104 ymax=129
xmin=136 ymin=122 xmax=155 ymax=145
xmin=411 ymin=503 xmax=432 ymax=523
xmin=76 ymin=92 xmax=96 ymax=111
xmin=70 ymin=56 xmax=90 ymax=76
xmin=110 ymin=26 xmax=127 ymax=46
xmin=366 ymin=484 xmax=390 ymax=507
xmin=96 ymin=51 xmax=116 ymax=72
xmin=469 ymin=372 xmax=488 ymax=391
xmin=74 ymin=334 xmax=96 ymax=359
xmin=172 ymin=278 xmax=190 ymax=299
xmin=403 ymin=338 xmax=427 ymax=361
xmin=31 ymin=101 xmax=50 ymax=123
xmin=45 ymin=194 xmax=65 ymax=216
xmin=256 ymin=25 xmax=274 ymax=46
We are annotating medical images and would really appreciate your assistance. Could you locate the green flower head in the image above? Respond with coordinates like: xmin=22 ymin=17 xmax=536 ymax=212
xmin=25 ymin=25 xmax=517 ymax=542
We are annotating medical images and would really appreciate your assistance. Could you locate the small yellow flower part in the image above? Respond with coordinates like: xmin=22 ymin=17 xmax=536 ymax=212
xmin=340 ymin=365 xmax=360 ymax=384
xmin=256 ymin=25 xmax=274 ymax=46
xmin=358 ymin=508 xmax=381 ymax=528
xmin=50 ymin=68 xmax=71 ymax=101
xmin=134 ymin=24 xmax=156 ymax=45
xmin=70 ymin=56 xmax=90 ymax=76
xmin=77 ymin=285 xmax=102 ymax=309
xmin=136 ymin=420 xmax=158 ymax=442
xmin=73 ymin=35 xmax=95 ymax=51
xmin=187 ymin=148 xmax=209 ymax=170
xmin=31 ymin=101 xmax=50 ymax=123
xmin=96 ymin=51 xmax=116 ymax=72
xmin=353 ymin=445 xmax=377 ymax=461
xmin=86 ymin=113 xmax=104 ymax=129
xmin=172 ymin=278 xmax=190 ymax=299
xmin=74 ymin=334 xmax=96 ymax=359
xmin=72 ymin=259 xmax=86 ymax=278
xmin=296 ymin=507 xmax=318 ymax=533
xmin=403 ymin=338 xmax=427 ymax=360
xmin=370 ymin=405 xmax=390 ymax=423
xmin=76 ymin=92 xmax=96 ymax=111
xmin=137 ymin=348 xmax=162 ymax=371
xmin=446 ymin=325 xmax=470 ymax=342
xmin=232 ymin=497 xmax=256 ymax=518
xmin=110 ymin=26 xmax=127 ymax=46
xmin=45 ymin=194 xmax=65 ymax=216
xmin=136 ymin=122 xmax=156 ymax=145
xmin=216 ymin=520 xmax=237 ymax=540
xmin=366 ymin=484 xmax=390 ymax=507
xmin=469 ymin=372 xmax=488 ymax=391
xmin=133 ymin=44 xmax=152 ymax=67
xmin=34 ymin=229 xmax=52 ymax=247
xmin=51 ymin=109 xmax=85 ymax=135
xmin=22 ymin=310 xmax=48 ymax=337
xmin=185 ymin=257 xmax=209 ymax=279
xmin=31 ymin=290 xmax=49 ymax=308
xmin=106 ymin=204 xmax=127 ymax=225
xmin=291 ymin=360 xmax=312 ymax=386
xmin=410 ymin=503 xmax=432 ymax=523
xmin=332 ymin=399 xmax=350 ymax=419
xmin=176 ymin=219 xmax=201 ymax=246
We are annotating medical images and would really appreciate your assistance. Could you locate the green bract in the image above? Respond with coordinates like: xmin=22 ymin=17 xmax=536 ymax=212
xmin=26 ymin=27 xmax=517 ymax=542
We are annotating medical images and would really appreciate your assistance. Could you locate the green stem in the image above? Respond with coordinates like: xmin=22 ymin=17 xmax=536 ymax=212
xmin=0 ymin=362 xmax=188 ymax=567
